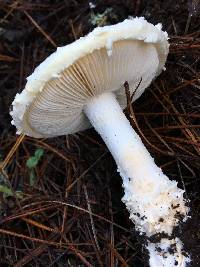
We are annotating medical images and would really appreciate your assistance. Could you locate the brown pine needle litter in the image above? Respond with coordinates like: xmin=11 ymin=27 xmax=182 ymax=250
xmin=0 ymin=134 xmax=25 ymax=171
xmin=0 ymin=0 xmax=200 ymax=266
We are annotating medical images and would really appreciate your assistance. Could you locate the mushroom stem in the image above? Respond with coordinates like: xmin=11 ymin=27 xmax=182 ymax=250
xmin=84 ymin=92 xmax=189 ymax=265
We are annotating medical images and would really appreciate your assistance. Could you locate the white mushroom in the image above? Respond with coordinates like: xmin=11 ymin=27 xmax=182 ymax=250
xmin=11 ymin=17 xmax=190 ymax=266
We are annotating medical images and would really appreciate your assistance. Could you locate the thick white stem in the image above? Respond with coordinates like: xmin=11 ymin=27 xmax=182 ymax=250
xmin=84 ymin=92 xmax=189 ymax=266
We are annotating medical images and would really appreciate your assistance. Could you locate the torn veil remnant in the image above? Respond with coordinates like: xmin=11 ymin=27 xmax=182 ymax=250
xmin=11 ymin=17 xmax=190 ymax=267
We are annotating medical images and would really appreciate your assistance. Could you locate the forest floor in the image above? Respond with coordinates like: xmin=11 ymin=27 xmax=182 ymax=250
xmin=0 ymin=0 xmax=200 ymax=266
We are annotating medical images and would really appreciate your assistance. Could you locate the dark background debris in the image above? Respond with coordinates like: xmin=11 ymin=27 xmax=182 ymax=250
xmin=0 ymin=0 xmax=200 ymax=266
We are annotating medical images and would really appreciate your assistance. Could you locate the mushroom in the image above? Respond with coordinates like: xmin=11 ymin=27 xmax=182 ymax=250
xmin=11 ymin=18 xmax=190 ymax=266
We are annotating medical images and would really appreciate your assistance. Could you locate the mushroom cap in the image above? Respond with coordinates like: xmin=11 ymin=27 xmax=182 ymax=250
xmin=11 ymin=17 xmax=169 ymax=138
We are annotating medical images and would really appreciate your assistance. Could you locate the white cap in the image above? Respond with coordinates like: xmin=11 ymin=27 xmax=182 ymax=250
xmin=11 ymin=17 xmax=169 ymax=137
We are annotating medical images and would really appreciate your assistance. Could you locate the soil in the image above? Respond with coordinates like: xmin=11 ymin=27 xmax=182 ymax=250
xmin=0 ymin=0 xmax=200 ymax=266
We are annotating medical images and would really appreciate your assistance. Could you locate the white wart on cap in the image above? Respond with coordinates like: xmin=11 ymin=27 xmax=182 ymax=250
xmin=11 ymin=17 xmax=169 ymax=137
